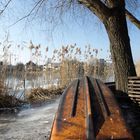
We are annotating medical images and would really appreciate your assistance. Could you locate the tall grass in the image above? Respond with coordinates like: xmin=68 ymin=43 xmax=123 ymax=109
xmin=136 ymin=60 xmax=140 ymax=76
xmin=0 ymin=35 xmax=114 ymax=106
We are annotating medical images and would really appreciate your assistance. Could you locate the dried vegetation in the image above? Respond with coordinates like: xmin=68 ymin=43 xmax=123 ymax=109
xmin=136 ymin=60 xmax=140 ymax=76
xmin=27 ymin=86 xmax=65 ymax=103
xmin=0 ymin=35 xmax=113 ymax=107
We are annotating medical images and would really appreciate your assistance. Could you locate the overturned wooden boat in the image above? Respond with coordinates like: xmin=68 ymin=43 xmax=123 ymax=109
xmin=50 ymin=76 xmax=133 ymax=140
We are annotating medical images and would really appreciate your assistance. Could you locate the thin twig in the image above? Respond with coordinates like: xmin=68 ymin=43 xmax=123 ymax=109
xmin=0 ymin=0 xmax=12 ymax=16
xmin=9 ymin=0 xmax=47 ymax=27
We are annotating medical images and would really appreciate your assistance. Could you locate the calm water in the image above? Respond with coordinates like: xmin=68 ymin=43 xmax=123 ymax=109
xmin=5 ymin=72 xmax=61 ymax=100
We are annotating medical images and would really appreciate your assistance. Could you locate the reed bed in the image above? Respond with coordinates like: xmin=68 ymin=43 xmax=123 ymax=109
xmin=0 ymin=36 xmax=113 ymax=108
xmin=27 ymin=86 xmax=65 ymax=103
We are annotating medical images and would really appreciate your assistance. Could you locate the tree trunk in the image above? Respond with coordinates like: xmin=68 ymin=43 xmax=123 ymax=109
xmin=104 ymin=7 xmax=136 ymax=93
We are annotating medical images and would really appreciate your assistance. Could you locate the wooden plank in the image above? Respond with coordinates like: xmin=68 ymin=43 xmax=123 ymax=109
xmin=128 ymin=80 xmax=140 ymax=83
xmin=128 ymin=90 xmax=140 ymax=92
xmin=130 ymin=99 xmax=140 ymax=104
xmin=129 ymin=95 xmax=140 ymax=98
xmin=128 ymin=88 xmax=139 ymax=90
xmin=128 ymin=91 xmax=140 ymax=94
xmin=130 ymin=98 xmax=140 ymax=101
xmin=128 ymin=87 xmax=140 ymax=90
xmin=128 ymin=84 xmax=140 ymax=87
xmin=129 ymin=93 xmax=140 ymax=96
xmin=129 ymin=95 xmax=140 ymax=100
xmin=128 ymin=77 xmax=140 ymax=106
xmin=128 ymin=76 xmax=140 ymax=79
xmin=128 ymin=82 xmax=140 ymax=85
xmin=128 ymin=94 xmax=140 ymax=98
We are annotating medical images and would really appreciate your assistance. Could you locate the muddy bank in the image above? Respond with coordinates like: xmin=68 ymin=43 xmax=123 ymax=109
xmin=0 ymin=98 xmax=60 ymax=140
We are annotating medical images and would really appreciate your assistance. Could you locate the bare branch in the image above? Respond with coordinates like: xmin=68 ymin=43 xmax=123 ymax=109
xmin=0 ymin=0 xmax=12 ymax=16
xmin=9 ymin=0 xmax=47 ymax=27
xmin=78 ymin=0 xmax=110 ymax=21
xmin=7 ymin=0 xmax=140 ymax=30
xmin=126 ymin=9 xmax=140 ymax=29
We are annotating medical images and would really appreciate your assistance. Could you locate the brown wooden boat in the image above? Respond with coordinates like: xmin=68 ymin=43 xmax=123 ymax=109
xmin=50 ymin=76 xmax=133 ymax=140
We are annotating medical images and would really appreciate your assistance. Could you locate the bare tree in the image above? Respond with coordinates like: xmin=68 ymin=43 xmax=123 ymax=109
xmin=1 ymin=0 xmax=140 ymax=93
xmin=34 ymin=0 xmax=139 ymax=92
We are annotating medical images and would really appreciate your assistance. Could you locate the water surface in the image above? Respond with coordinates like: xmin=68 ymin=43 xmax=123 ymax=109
xmin=0 ymin=98 xmax=59 ymax=140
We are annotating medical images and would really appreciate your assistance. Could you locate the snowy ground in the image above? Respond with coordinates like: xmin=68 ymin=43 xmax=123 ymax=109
xmin=0 ymin=99 xmax=59 ymax=140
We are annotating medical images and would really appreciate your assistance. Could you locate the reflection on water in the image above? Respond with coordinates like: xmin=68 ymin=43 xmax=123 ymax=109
xmin=0 ymin=98 xmax=60 ymax=140
xmin=4 ymin=71 xmax=114 ymax=100
xmin=6 ymin=72 xmax=61 ymax=88
xmin=4 ymin=72 xmax=61 ymax=100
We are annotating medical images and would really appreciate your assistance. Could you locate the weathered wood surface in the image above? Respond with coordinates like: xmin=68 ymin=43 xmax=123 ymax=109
xmin=128 ymin=77 xmax=140 ymax=105
xmin=50 ymin=76 xmax=133 ymax=140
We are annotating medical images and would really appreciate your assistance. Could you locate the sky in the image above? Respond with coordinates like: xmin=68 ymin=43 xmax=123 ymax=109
xmin=0 ymin=0 xmax=140 ymax=65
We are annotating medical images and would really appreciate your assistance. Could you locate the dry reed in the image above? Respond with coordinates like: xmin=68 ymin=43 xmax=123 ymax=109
xmin=136 ymin=60 xmax=140 ymax=76
xmin=27 ymin=86 xmax=65 ymax=103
